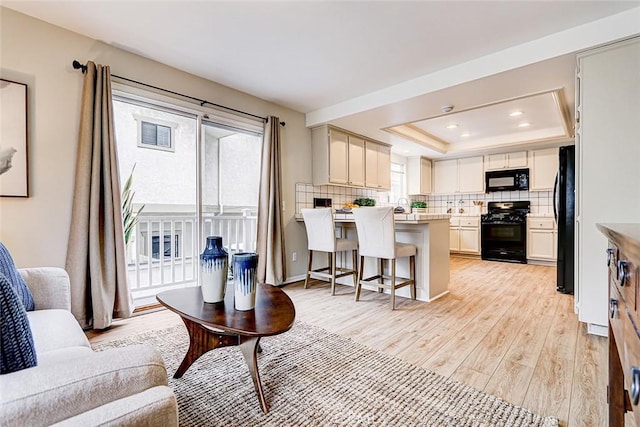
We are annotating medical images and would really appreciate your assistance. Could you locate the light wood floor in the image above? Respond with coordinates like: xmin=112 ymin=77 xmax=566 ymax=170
xmin=87 ymin=257 xmax=608 ymax=427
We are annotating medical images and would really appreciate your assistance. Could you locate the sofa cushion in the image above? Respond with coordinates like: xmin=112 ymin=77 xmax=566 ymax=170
xmin=0 ymin=243 xmax=34 ymax=311
xmin=0 ymin=272 xmax=37 ymax=374
xmin=27 ymin=309 xmax=90 ymax=354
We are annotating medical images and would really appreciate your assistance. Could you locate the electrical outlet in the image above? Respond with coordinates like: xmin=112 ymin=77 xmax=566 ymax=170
xmin=292 ymin=252 xmax=297 ymax=262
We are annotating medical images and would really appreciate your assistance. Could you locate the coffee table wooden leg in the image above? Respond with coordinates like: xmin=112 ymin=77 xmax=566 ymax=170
xmin=175 ymin=317 xmax=239 ymax=378
xmin=239 ymin=336 xmax=268 ymax=413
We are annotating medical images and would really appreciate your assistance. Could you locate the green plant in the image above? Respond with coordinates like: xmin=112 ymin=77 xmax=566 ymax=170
xmin=353 ymin=198 xmax=376 ymax=207
xmin=411 ymin=201 xmax=427 ymax=209
xmin=122 ymin=164 xmax=145 ymax=246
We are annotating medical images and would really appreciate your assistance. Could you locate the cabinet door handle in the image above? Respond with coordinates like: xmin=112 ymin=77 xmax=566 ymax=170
xmin=631 ymin=367 xmax=640 ymax=405
xmin=606 ymin=248 xmax=615 ymax=266
xmin=618 ymin=260 xmax=630 ymax=286
xmin=610 ymin=298 xmax=618 ymax=318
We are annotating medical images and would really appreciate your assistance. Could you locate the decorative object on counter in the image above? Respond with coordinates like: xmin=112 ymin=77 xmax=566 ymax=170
xmin=353 ymin=198 xmax=376 ymax=207
xmin=394 ymin=206 xmax=405 ymax=213
xmin=471 ymin=201 xmax=483 ymax=215
xmin=313 ymin=197 xmax=332 ymax=208
xmin=411 ymin=201 xmax=427 ymax=214
xmin=199 ymin=236 xmax=228 ymax=303
xmin=233 ymin=252 xmax=258 ymax=310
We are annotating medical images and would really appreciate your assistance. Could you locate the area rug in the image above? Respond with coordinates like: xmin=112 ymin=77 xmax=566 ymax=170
xmin=94 ymin=322 xmax=558 ymax=427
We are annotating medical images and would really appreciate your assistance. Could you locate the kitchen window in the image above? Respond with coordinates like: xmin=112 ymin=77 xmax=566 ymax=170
xmin=389 ymin=162 xmax=406 ymax=203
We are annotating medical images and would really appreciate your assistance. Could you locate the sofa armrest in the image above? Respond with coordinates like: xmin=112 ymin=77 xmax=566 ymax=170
xmin=0 ymin=344 xmax=171 ymax=427
xmin=19 ymin=267 xmax=71 ymax=311
xmin=52 ymin=386 xmax=178 ymax=427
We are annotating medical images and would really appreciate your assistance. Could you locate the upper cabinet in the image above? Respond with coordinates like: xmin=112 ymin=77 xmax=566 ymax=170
xmin=484 ymin=151 xmax=527 ymax=170
xmin=407 ymin=156 xmax=432 ymax=195
xmin=528 ymin=147 xmax=558 ymax=191
xmin=312 ymin=125 xmax=390 ymax=190
xmin=365 ymin=141 xmax=391 ymax=190
xmin=433 ymin=156 xmax=484 ymax=194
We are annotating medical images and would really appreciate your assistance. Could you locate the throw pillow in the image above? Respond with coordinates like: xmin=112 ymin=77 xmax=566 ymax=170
xmin=0 ymin=271 xmax=37 ymax=374
xmin=0 ymin=242 xmax=35 ymax=311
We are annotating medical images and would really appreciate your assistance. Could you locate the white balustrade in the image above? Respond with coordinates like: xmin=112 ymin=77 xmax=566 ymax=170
xmin=126 ymin=211 xmax=257 ymax=305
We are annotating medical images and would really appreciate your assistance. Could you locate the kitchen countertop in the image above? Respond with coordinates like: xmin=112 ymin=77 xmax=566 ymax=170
xmin=295 ymin=212 xmax=450 ymax=223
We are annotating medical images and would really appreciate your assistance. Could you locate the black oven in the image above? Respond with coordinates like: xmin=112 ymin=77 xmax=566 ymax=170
xmin=481 ymin=201 xmax=530 ymax=263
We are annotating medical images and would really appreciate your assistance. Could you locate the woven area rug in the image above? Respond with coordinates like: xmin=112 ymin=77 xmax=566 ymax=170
xmin=95 ymin=322 xmax=558 ymax=427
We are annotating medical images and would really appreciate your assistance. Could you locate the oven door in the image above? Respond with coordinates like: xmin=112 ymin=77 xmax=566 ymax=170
xmin=481 ymin=221 xmax=527 ymax=263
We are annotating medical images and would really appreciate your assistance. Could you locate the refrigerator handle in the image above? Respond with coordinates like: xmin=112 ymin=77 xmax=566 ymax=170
xmin=553 ymin=171 xmax=559 ymax=223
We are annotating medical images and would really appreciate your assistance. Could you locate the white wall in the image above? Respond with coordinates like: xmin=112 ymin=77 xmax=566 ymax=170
xmin=0 ymin=7 xmax=312 ymax=281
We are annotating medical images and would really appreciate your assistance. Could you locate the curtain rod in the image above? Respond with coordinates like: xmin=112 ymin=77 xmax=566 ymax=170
xmin=72 ymin=60 xmax=285 ymax=126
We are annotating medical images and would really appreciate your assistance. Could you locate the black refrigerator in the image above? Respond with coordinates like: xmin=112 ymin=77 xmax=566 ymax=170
xmin=555 ymin=145 xmax=575 ymax=294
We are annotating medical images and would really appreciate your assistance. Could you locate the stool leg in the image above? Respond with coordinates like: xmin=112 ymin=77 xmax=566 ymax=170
xmin=304 ymin=250 xmax=313 ymax=289
xmin=391 ymin=259 xmax=396 ymax=310
xmin=330 ymin=252 xmax=337 ymax=296
xmin=355 ymin=255 xmax=364 ymax=302
xmin=351 ymin=249 xmax=358 ymax=292
xmin=378 ymin=258 xmax=384 ymax=293
xmin=410 ymin=255 xmax=416 ymax=300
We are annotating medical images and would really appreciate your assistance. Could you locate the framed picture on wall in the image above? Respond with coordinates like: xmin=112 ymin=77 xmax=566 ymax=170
xmin=0 ymin=78 xmax=29 ymax=197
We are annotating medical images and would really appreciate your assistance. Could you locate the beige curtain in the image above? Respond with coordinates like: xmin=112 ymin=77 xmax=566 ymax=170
xmin=257 ymin=116 xmax=286 ymax=285
xmin=66 ymin=61 xmax=132 ymax=329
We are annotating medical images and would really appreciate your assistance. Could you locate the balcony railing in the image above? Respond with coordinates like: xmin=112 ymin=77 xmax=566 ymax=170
xmin=126 ymin=209 xmax=257 ymax=306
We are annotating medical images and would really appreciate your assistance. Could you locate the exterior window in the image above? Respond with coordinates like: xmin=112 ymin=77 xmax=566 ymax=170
xmin=389 ymin=162 xmax=406 ymax=203
xmin=134 ymin=115 xmax=177 ymax=152
xmin=141 ymin=121 xmax=171 ymax=148
xmin=152 ymin=234 xmax=179 ymax=259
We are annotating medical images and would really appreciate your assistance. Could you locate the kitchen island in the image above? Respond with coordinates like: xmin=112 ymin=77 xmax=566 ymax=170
xmin=297 ymin=212 xmax=450 ymax=302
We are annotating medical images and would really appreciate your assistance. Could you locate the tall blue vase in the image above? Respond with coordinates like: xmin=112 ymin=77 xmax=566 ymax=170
xmin=233 ymin=252 xmax=258 ymax=311
xmin=200 ymin=236 xmax=228 ymax=303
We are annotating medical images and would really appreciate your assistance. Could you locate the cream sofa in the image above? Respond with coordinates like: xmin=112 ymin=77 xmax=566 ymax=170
xmin=0 ymin=267 xmax=178 ymax=426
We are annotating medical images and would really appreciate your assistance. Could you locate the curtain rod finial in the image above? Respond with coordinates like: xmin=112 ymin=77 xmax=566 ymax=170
xmin=72 ymin=60 xmax=87 ymax=74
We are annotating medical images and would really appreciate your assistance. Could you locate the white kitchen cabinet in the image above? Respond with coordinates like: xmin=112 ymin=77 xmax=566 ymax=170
xmin=449 ymin=216 xmax=480 ymax=255
xmin=312 ymin=125 xmax=368 ymax=187
xmin=433 ymin=159 xmax=457 ymax=194
xmin=485 ymin=151 xmax=528 ymax=170
xmin=527 ymin=216 xmax=557 ymax=262
xmin=457 ymin=157 xmax=484 ymax=193
xmin=364 ymin=141 xmax=391 ymax=190
xmin=576 ymin=38 xmax=640 ymax=332
xmin=407 ymin=156 xmax=432 ymax=195
xmin=433 ymin=156 xmax=484 ymax=194
xmin=528 ymin=147 xmax=558 ymax=191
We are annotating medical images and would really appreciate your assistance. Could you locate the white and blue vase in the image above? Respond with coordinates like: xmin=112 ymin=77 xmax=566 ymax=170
xmin=199 ymin=236 xmax=228 ymax=303
xmin=233 ymin=252 xmax=258 ymax=311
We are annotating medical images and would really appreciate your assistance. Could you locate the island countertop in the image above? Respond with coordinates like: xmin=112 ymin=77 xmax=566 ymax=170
xmin=294 ymin=212 xmax=450 ymax=223
xmin=296 ymin=210 xmax=451 ymax=302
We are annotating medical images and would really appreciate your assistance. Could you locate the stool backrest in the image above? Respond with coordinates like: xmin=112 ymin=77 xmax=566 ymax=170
xmin=352 ymin=206 xmax=396 ymax=259
xmin=301 ymin=208 xmax=336 ymax=252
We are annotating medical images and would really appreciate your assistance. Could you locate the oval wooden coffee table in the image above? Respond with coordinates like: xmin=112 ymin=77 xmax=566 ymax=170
xmin=156 ymin=284 xmax=296 ymax=413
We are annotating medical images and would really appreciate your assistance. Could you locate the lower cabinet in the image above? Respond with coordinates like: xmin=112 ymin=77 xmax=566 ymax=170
xmin=450 ymin=216 xmax=480 ymax=255
xmin=527 ymin=216 xmax=557 ymax=262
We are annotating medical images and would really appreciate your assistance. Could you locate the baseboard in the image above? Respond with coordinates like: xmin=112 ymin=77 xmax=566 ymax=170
xmin=587 ymin=323 xmax=608 ymax=337
xmin=527 ymin=259 xmax=557 ymax=266
xmin=427 ymin=290 xmax=450 ymax=302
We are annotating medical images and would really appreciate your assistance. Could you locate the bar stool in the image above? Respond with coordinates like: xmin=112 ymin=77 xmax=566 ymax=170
xmin=352 ymin=206 xmax=416 ymax=310
xmin=301 ymin=208 xmax=359 ymax=295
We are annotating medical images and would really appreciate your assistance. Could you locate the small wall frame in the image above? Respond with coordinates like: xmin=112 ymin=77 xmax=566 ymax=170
xmin=0 ymin=78 xmax=29 ymax=197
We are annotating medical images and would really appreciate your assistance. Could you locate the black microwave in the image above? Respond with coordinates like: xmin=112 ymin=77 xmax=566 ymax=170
xmin=485 ymin=168 xmax=529 ymax=192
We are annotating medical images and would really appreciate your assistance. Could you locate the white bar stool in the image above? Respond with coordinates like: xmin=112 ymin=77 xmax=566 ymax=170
xmin=352 ymin=206 xmax=416 ymax=310
xmin=301 ymin=208 xmax=359 ymax=295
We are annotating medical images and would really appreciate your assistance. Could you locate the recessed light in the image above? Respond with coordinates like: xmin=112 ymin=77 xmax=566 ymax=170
xmin=509 ymin=111 xmax=523 ymax=117
xmin=446 ymin=124 xmax=458 ymax=129
xmin=518 ymin=122 xmax=531 ymax=128
xmin=460 ymin=132 xmax=471 ymax=137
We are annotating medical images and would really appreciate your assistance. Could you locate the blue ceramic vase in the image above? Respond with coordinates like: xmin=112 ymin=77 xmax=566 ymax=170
xmin=200 ymin=236 xmax=228 ymax=303
xmin=233 ymin=252 xmax=258 ymax=310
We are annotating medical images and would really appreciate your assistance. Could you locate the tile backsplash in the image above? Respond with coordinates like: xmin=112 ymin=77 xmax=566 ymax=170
xmin=294 ymin=183 xmax=553 ymax=215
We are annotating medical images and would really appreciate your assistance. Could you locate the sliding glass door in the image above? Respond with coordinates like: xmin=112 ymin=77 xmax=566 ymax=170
xmin=113 ymin=94 xmax=262 ymax=306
